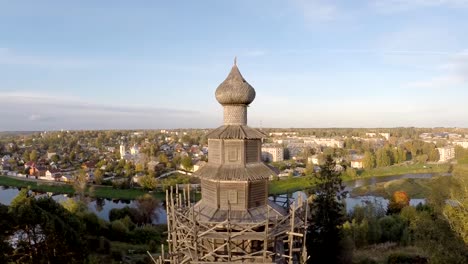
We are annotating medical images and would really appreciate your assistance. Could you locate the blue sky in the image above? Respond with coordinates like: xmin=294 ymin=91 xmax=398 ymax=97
xmin=1 ymin=0 xmax=468 ymax=130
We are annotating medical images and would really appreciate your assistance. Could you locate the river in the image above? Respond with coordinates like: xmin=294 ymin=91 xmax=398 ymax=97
xmin=0 ymin=186 xmax=167 ymax=224
xmin=0 ymin=173 xmax=448 ymax=220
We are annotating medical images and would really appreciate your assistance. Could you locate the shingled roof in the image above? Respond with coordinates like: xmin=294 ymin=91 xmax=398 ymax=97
xmin=206 ymin=125 xmax=266 ymax=139
xmin=215 ymin=62 xmax=256 ymax=106
xmin=194 ymin=162 xmax=275 ymax=181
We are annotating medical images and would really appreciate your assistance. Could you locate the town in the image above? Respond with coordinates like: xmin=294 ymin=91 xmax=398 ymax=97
xmin=1 ymin=1 xmax=468 ymax=263
xmin=1 ymin=127 xmax=467 ymax=190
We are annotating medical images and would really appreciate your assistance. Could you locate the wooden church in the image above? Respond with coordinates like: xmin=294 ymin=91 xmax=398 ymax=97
xmin=162 ymin=60 xmax=307 ymax=263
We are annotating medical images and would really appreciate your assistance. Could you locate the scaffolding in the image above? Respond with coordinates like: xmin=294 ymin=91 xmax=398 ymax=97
xmin=153 ymin=185 xmax=308 ymax=264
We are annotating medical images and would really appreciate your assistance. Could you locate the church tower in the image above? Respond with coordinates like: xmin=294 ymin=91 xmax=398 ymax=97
xmin=164 ymin=60 xmax=307 ymax=263
xmin=195 ymin=59 xmax=274 ymax=212
xmin=119 ymin=143 xmax=126 ymax=160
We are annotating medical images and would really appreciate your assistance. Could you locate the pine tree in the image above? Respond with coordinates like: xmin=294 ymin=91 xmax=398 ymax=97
xmin=307 ymin=155 xmax=348 ymax=263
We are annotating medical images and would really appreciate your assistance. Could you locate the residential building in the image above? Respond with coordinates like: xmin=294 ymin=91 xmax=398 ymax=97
xmin=308 ymin=155 xmax=319 ymax=165
xmin=261 ymin=144 xmax=284 ymax=162
xmin=437 ymin=146 xmax=455 ymax=162
xmin=350 ymin=159 xmax=363 ymax=169
xmin=453 ymin=140 xmax=468 ymax=148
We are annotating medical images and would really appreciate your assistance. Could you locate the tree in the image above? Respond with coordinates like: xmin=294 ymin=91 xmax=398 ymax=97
xmin=51 ymin=154 xmax=60 ymax=163
xmin=135 ymin=194 xmax=159 ymax=224
xmin=135 ymin=163 xmax=144 ymax=172
xmin=428 ymin=148 xmax=440 ymax=162
xmin=362 ymin=151 xmax=376 ymax=169
xmin=376 ymin=148 xmax=391 ymax=167
xmin=0 ymin=204 xmax=14 ymax=262
xmin=139 ymin=174 xmax=158 ymax=190
xmin=158 ymin=153 xmax=169 ymax=164
xmin=93 ymin=169 xmax=103 ymax=185
xmin=387 ymin=191 xmax=410 ymax=215
xmin=181 ymin=156 xmax=193 ymax=171
xmin=345 ymin=166 xmax=357 ymax=179
xmin=443 ymin=166 xmax=468 ymax=244
xmin=73 ymin=169 xmax=88 ymax=201
xmin=29 ymin=150 xmax=38 ymax=162
xmin=305 ymin=162 xmax=314 ymax=175
xmin=307 ymin=155 xmax=348 ymax=264
xmin=7 ymin=191 xmax=87 ymax=263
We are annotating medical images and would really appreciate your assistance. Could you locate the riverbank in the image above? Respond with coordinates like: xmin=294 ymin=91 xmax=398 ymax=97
xmin=269 ymin=163 xmax=450 ymax=195
xmin=343 ymin=163 xmax=450 ymax=181
xmin=0 ymin=176 xmax=164 ymax=200
xmin=350 ymin=175 xmax=452 ymax=199
xmin=269 ymin=176 xmax=317 ymax=195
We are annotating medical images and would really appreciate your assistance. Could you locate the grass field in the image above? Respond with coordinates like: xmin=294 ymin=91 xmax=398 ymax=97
xmin=269 ymin=176 xmax=317 ymax=195
xmin=349 ymin=163 xmax=450 ymax=180
xmin=0 ymin=176 xmax=162 ymax=200
xmin=269 ymin=163 xmax=450 ymax=195
xmin=350 ymin=175 xmax=453 ymax=199
xmin=353 ymin=243 xmax=426 ymax=264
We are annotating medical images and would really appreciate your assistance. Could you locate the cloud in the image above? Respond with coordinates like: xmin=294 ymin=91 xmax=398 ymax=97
xmin=28 ymin=114 xmax=42 ymax=121
xmin=244 ymin=50 xmax=268 ymax=57
xmin=0 ymin=48 xmax=104 ymax=68
xmin=291 ymin=0 xmax=339 ymax=21
xmin=0 ymin=92 xmax=214 ymax=131
xmin=372 ymin=0 xmax=468 ymax=13
xmin=405 ymin=50 xmax=468 ymax=88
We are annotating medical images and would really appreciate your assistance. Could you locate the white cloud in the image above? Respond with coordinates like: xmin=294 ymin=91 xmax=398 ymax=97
xmin=405 ymin=50 xmax=468 ymax=88
xmin=372 ymin=0 xmax=468 ymax=12
xmin=291 ymin=0 xmax=339 ymax=21
xmin=244 ymin=50 xmax=268 ymax=57
xmin=0 ymin=92 xmax=213 ymax=131
xmin=0 ymin=48 xmax=103 ymax=68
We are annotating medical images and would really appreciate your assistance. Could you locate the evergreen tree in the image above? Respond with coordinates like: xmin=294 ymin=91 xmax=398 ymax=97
xmin=307 ymin=155 xmax=348 ymax=264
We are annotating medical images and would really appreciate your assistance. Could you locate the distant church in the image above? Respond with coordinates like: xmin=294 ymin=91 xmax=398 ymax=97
xmin=163 ymin=60 xmax=307 ymax=263
xmin=120 ymin=142 xmax=140 ymax=160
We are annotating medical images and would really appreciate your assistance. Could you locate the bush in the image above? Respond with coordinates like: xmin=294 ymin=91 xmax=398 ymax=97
xmin=110 ymin=250 xmax=123 ymax=261
xmin=379 ymin=215 xmax=407 ymax=243
xmin=130 ymin=225 xmax=165 ymax=244
xmin=356 ymin=259 xmax=378 ymax=264
xmin=387 ymin=253 xmax=428 ymax=264
xmin=110 ymin=220 xmax=129 ymax=241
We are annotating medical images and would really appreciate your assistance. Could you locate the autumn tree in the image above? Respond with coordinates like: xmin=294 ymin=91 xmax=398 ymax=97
xmin=387 ymin=191 xmax=410 ymax=215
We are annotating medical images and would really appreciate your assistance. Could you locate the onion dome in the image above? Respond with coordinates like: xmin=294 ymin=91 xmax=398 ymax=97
xmin=215 ymin=58 xmax=256 ymax=105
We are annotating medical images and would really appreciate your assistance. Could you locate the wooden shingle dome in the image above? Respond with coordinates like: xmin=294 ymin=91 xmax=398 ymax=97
xmin=215 ymin=61 xmax=256 ymax=106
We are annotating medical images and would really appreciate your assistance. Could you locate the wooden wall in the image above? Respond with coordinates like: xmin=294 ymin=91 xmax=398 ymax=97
xmin=248 ymin=180 xmax=268 ymax=208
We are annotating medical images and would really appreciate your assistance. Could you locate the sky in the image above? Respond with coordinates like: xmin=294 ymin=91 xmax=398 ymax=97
xmin=1 ymin=0 xmax=468 ymax=130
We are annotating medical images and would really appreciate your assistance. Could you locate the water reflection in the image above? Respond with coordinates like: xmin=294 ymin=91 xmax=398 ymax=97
xmin=0 ymin=186 xmax=166 ymax=224
xmin=0 ymin=173 xmax=447 ymax=222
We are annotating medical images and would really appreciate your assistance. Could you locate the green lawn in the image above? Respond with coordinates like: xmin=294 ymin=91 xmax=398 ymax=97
xmin=269 ymin=176 xmax=317 ymax=195
xmin=0 ymin=176 xmax=163 ymax=200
